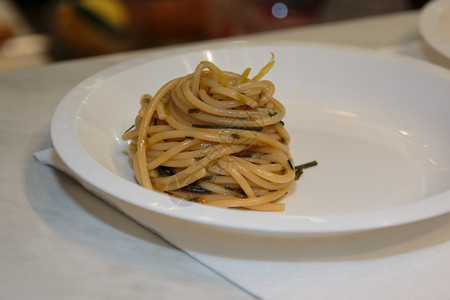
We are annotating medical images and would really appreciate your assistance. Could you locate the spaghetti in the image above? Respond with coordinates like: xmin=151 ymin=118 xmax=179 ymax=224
xmin=122 ymin=54 xmax=310 ymax=212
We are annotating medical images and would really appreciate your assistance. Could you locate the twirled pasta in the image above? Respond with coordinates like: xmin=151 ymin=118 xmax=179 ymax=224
xmin=122 ymin=55 xmax=307 ymax=212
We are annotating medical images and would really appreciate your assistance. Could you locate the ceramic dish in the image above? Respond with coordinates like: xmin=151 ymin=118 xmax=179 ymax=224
xmin=420 ymin=0 xmax=450 ymax=59
xmin=51 ymin=41 xmax=450 ymax=236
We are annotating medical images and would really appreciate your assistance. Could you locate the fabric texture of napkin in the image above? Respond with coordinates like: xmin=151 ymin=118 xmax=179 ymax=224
xmin=34 ymin=147 xmax=450 ymax=300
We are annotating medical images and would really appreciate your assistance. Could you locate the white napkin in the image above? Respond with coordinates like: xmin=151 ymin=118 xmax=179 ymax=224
xmin=34 ymin=148 xmax=450 ymax=299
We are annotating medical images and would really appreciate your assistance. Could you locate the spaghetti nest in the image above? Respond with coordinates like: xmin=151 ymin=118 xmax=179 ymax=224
xmin=122 ymin=55 xmax=297 ymax=212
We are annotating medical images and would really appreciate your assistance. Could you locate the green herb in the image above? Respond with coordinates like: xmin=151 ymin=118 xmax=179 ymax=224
xmin=185 ymin=136 xmax=194 ymax=139
xmin=188 ymin=108 xmax=200 ymax=113
xmin=123 ymin=124 xmax=135 ymax=134
xmin=269 ymin=190 xmax=277 ymax=192
xmin=181 ymin=184 xmax=211 ymax=194
xmin=294 ymin=169 xmax=303 ymax=181
xmin=294 ymin=160 xmax=318 ymax=181
xmin=231 ymin=134 xmax=241 ymax=139
xmin=287 ymin=159 xmax=294 ymax=171
xmin=157 ymin=166 xmax=174 ymax=176
xmin=236 ymin=188 xmax=245 ymax=195
xmin=144 ymin=137 xmax=149 ymax=145
xmin=296 ymin=161 xmax=318 ymax=170
xmin=268 ymin=111 xmax=277 ymax=117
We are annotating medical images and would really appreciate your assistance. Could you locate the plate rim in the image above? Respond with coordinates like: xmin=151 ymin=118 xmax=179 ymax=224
xmin=51 ymin=40 xmax=450 ymax=236
xmin=419 ymin=0 xmax=450 ymax=59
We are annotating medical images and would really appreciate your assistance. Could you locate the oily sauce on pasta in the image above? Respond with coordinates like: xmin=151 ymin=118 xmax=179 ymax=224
xmin=122 ymin=55 xmax=315 ymax=212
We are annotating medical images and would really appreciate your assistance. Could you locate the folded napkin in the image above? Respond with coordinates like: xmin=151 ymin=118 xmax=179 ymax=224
xmin=34 ymin=148 xmax=450 ymax=299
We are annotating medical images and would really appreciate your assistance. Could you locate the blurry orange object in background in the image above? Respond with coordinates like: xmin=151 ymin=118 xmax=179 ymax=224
xmin=129 ymin=0 xmax=207 ymax=44
xmin=6 ymin=0 xmax=427 ymax=65
xmin=53 ymin=0 xmax=133 ymax=56
xmin=51 ymin=0 xmax=325 ymax=58
xmin=0 ymin=22 xmax=14 ymax=45
xmin=53 ymin=0 xmax=208 ymax=57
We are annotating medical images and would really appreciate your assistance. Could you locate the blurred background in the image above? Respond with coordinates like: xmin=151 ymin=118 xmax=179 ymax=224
xmin=0 ymin=0 xmax=429 ymax=71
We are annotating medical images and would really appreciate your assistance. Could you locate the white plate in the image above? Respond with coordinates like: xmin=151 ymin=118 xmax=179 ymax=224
xmin=420 ymin=0 xmax=450 ymax=59
xmin=51 ymin=42 xmax=450 ymax=236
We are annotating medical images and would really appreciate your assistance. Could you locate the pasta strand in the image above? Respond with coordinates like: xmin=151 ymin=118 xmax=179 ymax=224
xmin=123 ymin=57 xmax=299 ymax=211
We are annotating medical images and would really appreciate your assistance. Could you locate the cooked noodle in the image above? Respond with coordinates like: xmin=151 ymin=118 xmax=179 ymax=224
xmin=122 ymin=54 xmax=298 ymax=212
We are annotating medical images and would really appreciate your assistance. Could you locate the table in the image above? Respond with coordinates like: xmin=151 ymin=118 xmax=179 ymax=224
xmin=1 ymin=11 xmax=449 ymax=299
